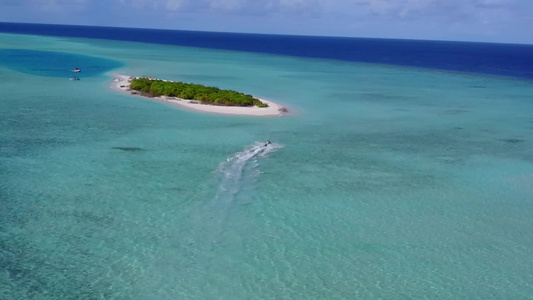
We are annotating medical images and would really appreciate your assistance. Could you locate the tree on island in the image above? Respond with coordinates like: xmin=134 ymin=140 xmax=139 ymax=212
xmin=129 ymin=78 xmax=268 ymax=107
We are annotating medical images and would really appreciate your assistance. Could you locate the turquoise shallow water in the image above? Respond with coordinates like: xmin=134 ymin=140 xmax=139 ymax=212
xmin=1 ymin=33 xmax=533 ymax=299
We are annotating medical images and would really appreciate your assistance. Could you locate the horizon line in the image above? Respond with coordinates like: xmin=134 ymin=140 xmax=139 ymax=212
xmin=1 ymin=21 xmax=532 ymax=47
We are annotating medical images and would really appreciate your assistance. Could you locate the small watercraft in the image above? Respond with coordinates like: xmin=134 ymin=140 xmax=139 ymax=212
xmin=69 ymin=77 xmax=80 ymax=81
xmin=73 ymin=68 xmax=81 ymax=73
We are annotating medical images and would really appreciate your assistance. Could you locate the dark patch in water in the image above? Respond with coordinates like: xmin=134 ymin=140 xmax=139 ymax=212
xmin=112 ymin=146 xmax=146 ymax=152
xmin=442 ymin=109 xmax=470 ymax=115
xmin=168 ymin=186 xmax=184 ymax=192
xmin=468 ymin=85 xmax=486 ymax=89
xmin=454 ymin=127 xmax=463 ymax=130
xmin=360 ymin=92 xmax=412 ymax=101
xmin=500 ymin=138 xmax=524 ymax=144
xmin=73 ymin=210 xmax=115 ymax=226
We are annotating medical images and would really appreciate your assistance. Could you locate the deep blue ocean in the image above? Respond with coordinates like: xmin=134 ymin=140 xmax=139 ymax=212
xmin=1 ymin=22 xmax=532 ymax=79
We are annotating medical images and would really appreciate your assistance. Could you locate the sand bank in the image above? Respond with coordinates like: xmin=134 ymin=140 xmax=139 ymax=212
xmin=110 ymin=74 xmax=287 ymax=117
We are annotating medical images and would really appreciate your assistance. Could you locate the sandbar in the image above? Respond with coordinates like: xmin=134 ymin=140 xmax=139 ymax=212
xmin=109 ymin=74 xmax=287 ymax=117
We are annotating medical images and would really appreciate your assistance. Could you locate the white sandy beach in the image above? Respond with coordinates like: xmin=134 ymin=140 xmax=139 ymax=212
xmin=109 ymin=74 xmax=287 ymax=117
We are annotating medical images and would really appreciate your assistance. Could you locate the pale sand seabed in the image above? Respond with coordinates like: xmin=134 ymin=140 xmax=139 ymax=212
xmin=3 ymin=32 xmax=533 ymax=299
xmin=109 ymin=74 xmax=287 ymax=117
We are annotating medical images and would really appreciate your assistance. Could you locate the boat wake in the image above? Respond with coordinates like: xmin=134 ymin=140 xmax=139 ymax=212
xmin=215 ymin=141 xmax=282 ymax=200
xmin=191 ymin=141 xmax=282 ymax=244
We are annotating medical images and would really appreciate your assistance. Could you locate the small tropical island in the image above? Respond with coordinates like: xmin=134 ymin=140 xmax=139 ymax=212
xmin=130 ymin=77 xmax=268 ymax=107
xmin=110 ymin=74 xmax=287 ymax=117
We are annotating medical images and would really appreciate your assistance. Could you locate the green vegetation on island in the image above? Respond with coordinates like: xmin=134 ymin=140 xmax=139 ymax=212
xmin=129 ymin=77 xmax=268 ymax=107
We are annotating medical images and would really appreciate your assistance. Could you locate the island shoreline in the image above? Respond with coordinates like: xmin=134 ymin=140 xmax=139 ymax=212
xmin=109 ymin=74 xmax=288 ymax=117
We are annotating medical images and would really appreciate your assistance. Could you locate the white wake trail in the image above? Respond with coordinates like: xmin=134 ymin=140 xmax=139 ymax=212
xmin=191 ymin=142 xmax=282 ymax=244
xmin=215 ymin=141 xmax=282 ymax=199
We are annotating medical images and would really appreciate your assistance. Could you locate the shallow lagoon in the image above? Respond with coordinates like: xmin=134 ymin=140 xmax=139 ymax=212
xmin=1 ymin=32 xmax=532 ymax=299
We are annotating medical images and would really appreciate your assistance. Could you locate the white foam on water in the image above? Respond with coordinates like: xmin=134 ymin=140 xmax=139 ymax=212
xmin=192 ymin=141 xmax=282 ymax=243
xmin=215 ymin=141 xmax=282 ymax=199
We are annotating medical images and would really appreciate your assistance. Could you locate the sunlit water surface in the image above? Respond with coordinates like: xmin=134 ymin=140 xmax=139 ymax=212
xmin=1 ymin=33 xmax=532 ymax=299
